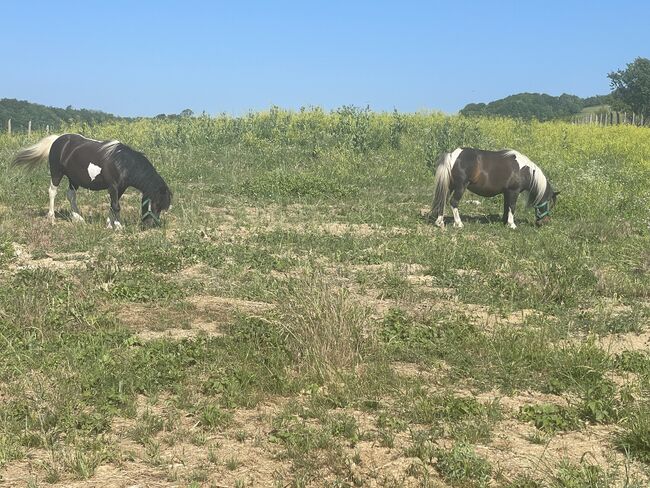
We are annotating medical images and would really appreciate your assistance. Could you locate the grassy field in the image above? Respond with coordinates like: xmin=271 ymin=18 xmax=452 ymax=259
xmin=0 ymin=109 xmax=649 ymax=487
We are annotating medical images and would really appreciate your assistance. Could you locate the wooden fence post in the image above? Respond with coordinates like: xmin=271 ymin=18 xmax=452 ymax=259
xmin=28 ymin=120 xmax=32 ymax=136
xmin=46 ymin=125 xmax=50 ymax=134
xmin=7 ymin=119 xmax=11 ymax=135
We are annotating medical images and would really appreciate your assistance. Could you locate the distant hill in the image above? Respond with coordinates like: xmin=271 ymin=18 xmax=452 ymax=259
xmin=460 ymin=93 xmax=613 ymax=121
xmin=0 ymin=98 xmax=124 ymax=132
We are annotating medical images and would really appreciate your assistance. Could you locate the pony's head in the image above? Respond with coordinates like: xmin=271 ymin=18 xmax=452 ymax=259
xmin=535 ymin=187 xmax=560 ymax=227
xmin=141 ymin=184 xmax=172 ymax=228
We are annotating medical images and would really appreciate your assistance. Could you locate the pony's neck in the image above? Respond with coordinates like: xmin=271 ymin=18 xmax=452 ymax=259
xmin=126 ymin=168 xmax=165 ymax=197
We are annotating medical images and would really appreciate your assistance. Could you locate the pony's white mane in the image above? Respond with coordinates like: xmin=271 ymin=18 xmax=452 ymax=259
xmin=449 ymin=147 xmax=463 ymax=167
xmin=100 ymin=140 xmax=121 ymax=160
xmin=504 ymin=150 xmax=547 ymax=205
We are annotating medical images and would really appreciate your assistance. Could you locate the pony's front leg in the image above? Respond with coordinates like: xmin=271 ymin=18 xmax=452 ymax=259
xmin=107 ymin=189 xmax=123 ymax=231
xmin=503 ymin=191 xmax=519 ymax=229
xmin=67 ymin=184 xmax=84 ymax=222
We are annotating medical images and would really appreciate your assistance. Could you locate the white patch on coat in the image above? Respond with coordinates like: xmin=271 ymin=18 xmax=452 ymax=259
xmin=449 ymin=147 xmax=463 ymax=168
xmin=507 ymin=209 xmax=517 ymax=229
xmin=87 ymin=162 xmax=102 ymax=181
xmin=452 ymin=207 xmax=464 ymax=228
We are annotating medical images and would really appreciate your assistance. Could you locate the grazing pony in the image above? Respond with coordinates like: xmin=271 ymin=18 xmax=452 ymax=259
xmin=12 ymin=134 xmax=172 ymax=229
xmin=431 ymin=148 xmax=559 ymax=229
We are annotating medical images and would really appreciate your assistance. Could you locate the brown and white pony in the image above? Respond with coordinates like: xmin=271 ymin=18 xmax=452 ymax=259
xmin=431 ymin=148 xmax=559 ymax=229
xmin=12 ymin=134 xmax=172 ymax=229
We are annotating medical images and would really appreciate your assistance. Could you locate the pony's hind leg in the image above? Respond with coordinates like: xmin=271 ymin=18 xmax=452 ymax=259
xmin=67 ymin=183 xmax=84 ymax=222
xmin=434 ymin=211 xmax=445 ymax=228
xmin=47 ymin=165 xmax=64 ymax=223
xmin=450 ymin=186 xmax=467 ymax=228
xmin=48 ymin=180 xmax=59 ymax=223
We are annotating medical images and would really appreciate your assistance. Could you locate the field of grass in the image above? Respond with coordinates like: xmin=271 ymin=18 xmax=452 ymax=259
xmin=0 ymin=109 xmax=649 ymax=487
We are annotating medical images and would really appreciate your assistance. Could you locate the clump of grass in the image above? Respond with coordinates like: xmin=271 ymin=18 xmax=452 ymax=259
xmin=616 ymin=402 xmax=650 ymax=463
xmin=109 ymin=269 xmax=185 ymax=302
xmin=551 ymin=459 xmax=608 ymax=487
xmin=129 ymin=411 xmax=165 ymax=444
xmin=196 ymin=403 xmax=233 ymax=431
xmin=275 ymin=276 xmax=373 ymax=382
xmin=518 ymin=403 xmax=581 ymax=433
xmin=434 ymin=443 xmax=492 ymax=487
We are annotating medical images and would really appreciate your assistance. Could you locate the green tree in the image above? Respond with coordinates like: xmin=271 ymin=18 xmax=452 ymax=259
xmin=608 ymin=57 xmax=650 ymax=119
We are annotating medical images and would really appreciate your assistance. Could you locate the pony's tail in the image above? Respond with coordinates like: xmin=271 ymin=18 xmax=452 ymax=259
xmin=11 ymin=135 xmax=60 ymax=171
xmin=431 ymin=151 xmax=453 ymax=217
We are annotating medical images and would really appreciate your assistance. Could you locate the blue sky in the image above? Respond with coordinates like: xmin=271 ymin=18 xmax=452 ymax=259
xmin=2 ymin=1 xmax=649 ymax=117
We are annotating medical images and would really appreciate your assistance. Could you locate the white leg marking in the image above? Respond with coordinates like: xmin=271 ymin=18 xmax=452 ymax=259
xmin=106 ymin=217 xmax=113 ymax=229
xmin=452 ymin=207 xmax=464 ymax=228
xmin=507 ymin=209 xmax=517 ymax=229
xmin=113 ymin=221 xmax=123 ymax=231
xmin=435 ymin=215 xmax=445 ymax=228
xmin=48 ymin=181 xmax=58 ymax=222
xmin=66 ymin=188 xmax=85 ymax=222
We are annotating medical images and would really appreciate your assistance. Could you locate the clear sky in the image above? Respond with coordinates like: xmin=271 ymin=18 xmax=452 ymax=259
xmin=2 ymin=1 xmax=649 ymax=117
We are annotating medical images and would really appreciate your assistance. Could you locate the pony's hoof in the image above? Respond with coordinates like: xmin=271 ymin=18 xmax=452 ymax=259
xmin=434 ymin=216 xmax=445 ymax=228
xmin=453 ymin=222 xmax=464 ymax=229
xmin=71 ymin=213 xmax=85 ymax=223
xmin=47 ymin=213 xmax=55 ymax=224
xmin=113 ymin=221 xmax=123 ymax=231
xmin=508 ymin=223 xmax=517 ymax=230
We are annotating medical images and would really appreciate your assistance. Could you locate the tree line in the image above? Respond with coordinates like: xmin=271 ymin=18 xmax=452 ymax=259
xmin=460 ymin=93 xmax=613 ymax=121
xmin=461 ymin=58 xmax=650 ymax=123
xmin=0 ymin=98 xmax=127 ymax=132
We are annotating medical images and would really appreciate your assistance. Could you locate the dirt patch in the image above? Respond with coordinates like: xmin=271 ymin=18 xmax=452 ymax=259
xmin=187 ymin=295 xmax=273 ymax=315
xmin=597 ymin=330 xmax=650 ymax=355
xmin=177 ymin=263 xmax=214 ymax=281
xmin=7 ymin=243 xmax=89 ymax=273
xmin=117 ymin=295 xmax=272 ymax=341
xmin=481 ymin=420 xmax=648 ymax=484
xmin=392 ymin=361 xmax=449 ymax=385
xmin=475 ymin=389 xmax=575 ymax=412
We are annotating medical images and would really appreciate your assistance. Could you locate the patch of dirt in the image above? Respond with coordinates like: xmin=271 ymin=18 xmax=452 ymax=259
xmin=391 ymin=361 xmax=449 ymax=384
xmin=186 ymin=295 xmax=273 ymax=315
xmin=7 ymin=243 xmax=89 ymax=273
xmin=481 ymin=420 xmax=648 ymax=485
xmin=1 ymin=396 xmax=291 ymax=487
xmin=474 ymin=389 xmax=575 ymax=412
xmin=596 ymin=330 xmax=650 ymax=355
xmin=177 ymin=263 xmax=214 ymax=281
xmin=118 ymin=295 xmax=273 ymax=341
